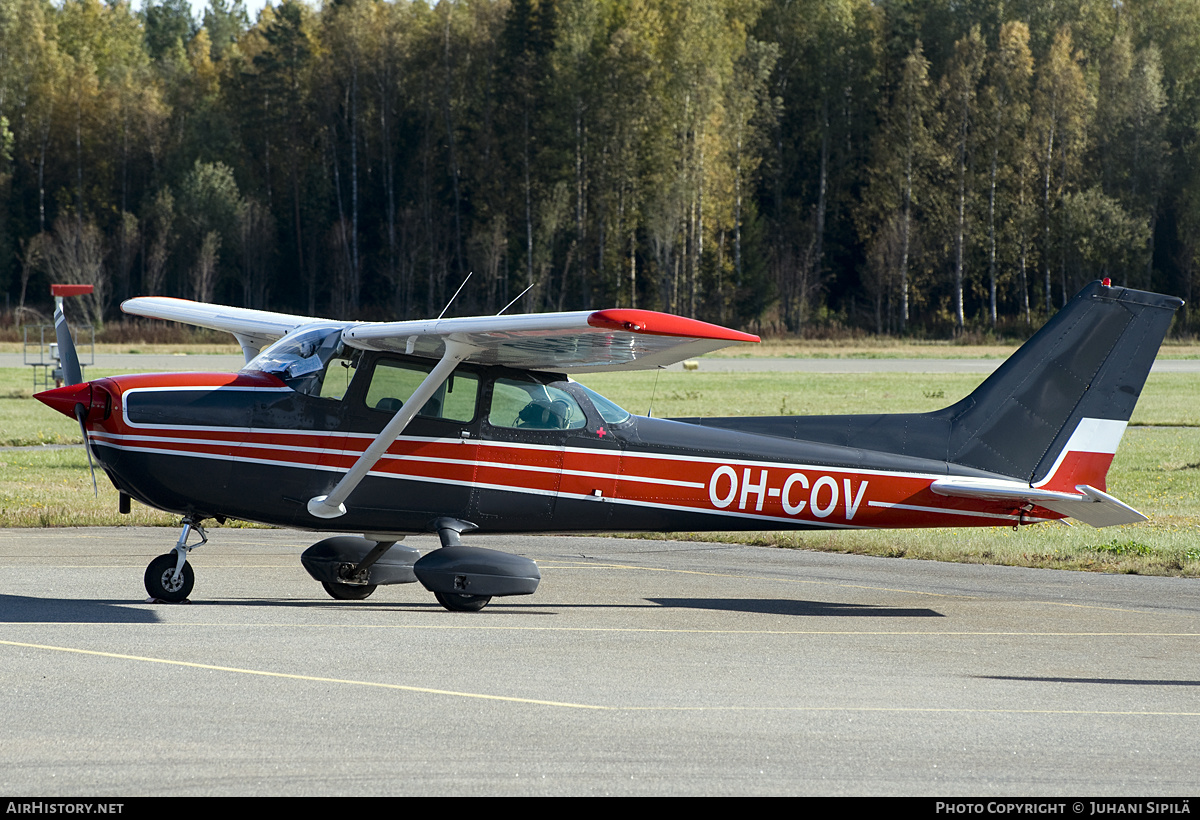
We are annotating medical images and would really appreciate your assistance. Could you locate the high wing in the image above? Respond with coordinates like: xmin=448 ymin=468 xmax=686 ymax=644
xmin=123 ymin=297 xmax=335 ymax=362
xmin=122 ymin=298 xmax=760 ymax=371
xmin=341 ymin=309 xmax=759 ymax=372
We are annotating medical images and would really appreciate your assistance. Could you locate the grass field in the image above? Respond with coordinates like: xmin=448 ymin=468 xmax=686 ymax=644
xmin=2 ymin=360 xmax=1197 ymax=576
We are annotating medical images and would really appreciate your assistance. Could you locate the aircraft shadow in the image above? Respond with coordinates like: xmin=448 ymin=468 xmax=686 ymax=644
xmin=975 ymin=674 xmax=1200 ymax=687
xmin=0 ymin=594 xmax=160 ymax=624
xmin=0 ymin=593 xmax=566 ymax=619
xmin=0 ymin=593 xmax=941 ymax=620
xmin=646 ymin=597 xmax=944 ymax=617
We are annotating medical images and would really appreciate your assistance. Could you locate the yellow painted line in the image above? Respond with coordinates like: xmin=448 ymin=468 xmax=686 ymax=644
xmin=3 ymin=639 xmax=1199 ymax=717
xmin=0 ymin=639 xmax=608 ymax=710
xmin=1035 ymin=601 xmax=1168 ymax=615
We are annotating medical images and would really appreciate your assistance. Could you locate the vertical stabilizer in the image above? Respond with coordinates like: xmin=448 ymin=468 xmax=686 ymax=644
xmin=942 ymin=281 xmax=1182 ymax=486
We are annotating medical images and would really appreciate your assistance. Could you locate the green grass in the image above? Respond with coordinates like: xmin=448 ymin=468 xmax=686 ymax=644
xmin=0 ymin=447 xmax=178 ymax=527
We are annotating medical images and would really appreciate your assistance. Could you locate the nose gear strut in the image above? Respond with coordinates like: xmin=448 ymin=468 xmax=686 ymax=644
xmin=144 ymin=517 xmax=208 ymax=603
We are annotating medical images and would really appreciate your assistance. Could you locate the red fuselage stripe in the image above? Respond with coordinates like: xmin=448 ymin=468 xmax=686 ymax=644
xmin=89 ymin=422 xmax=1057 ymax=529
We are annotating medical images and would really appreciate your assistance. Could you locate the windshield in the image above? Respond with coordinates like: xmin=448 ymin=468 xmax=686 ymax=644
xmin=576 ymin=384 xmax=632 ymax=425
xmin=242 ymin=324 xmax=349 ymax=379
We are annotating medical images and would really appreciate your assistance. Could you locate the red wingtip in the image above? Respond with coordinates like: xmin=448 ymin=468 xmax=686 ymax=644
xmin=587 ymin=309 xmax=760 ymax=343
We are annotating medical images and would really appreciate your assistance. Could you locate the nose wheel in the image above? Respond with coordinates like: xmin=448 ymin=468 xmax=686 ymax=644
xmin=145 ymin=553 xmax=194 ymax=602
xmin=145 ymin=517 xmax=206 ymax=603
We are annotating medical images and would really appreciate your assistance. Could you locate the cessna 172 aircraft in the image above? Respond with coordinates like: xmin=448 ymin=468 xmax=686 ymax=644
xmin=36 ymin=279 xmax=1181 ymax=610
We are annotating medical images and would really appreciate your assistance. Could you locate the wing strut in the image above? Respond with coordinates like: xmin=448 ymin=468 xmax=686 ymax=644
xmin=307 ymin=339 xmax=476 ymax=520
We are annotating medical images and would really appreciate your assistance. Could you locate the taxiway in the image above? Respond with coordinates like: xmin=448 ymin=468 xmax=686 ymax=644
xmin=1 ymin=527 xmax=1198 ymax=795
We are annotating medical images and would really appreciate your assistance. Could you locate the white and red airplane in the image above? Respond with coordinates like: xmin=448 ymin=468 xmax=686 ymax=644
xmin=36 ymin=279 xmax=1181 ymax=610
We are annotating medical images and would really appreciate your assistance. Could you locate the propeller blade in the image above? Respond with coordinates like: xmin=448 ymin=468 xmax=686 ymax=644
xmin=74 ymin=402 xmax=98 ymax=498
xmin=54 ymin=301 xmax=83 ymax=386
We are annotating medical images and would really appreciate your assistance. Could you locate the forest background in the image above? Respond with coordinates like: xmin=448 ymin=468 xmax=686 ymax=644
xmin=2 ymin=0 xmax=1200 ymax=338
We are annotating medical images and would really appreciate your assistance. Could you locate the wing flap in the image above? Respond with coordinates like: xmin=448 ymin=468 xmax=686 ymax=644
xmin=931 ymin=477 xmax=1146 ymax=527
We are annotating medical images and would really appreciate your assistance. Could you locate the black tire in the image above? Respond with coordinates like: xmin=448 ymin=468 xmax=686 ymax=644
xmin=145 ymin=553 xmax=194 ymax=603
xmin=434 ymin=591 xmax=491 ymax=612
xmin=322 ymin=581 xmax=377 ymax=600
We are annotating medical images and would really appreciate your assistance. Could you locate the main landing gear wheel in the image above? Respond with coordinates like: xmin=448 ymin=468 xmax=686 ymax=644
xmin=322 ymin=581 xmax=377 ymax=600
xmin=434 ymin=591 xmax=492 ymax=612
xmin=145 ymin=553 xmax=194 ymax=603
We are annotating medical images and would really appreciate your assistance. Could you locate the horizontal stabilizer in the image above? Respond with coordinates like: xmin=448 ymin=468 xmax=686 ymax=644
xmin=931 ymin=477 xmax=1147 ymax=527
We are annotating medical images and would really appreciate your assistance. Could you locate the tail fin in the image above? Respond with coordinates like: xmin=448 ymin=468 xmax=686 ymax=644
xmin=941 ymin=281 xmax=1181 ymax=488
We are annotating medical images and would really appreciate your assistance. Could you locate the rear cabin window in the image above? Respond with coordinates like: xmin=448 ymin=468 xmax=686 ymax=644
xmin=364 ymin=359 xmax=479 ymax=423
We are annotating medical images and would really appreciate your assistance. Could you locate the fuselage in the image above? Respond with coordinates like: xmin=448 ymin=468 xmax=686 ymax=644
xmin=54 ymin=351 xmax=1062 ymax=536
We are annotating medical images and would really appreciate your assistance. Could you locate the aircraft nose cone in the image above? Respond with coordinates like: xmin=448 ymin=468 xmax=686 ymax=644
xmin=35 ymin=382 xmax=92 ymax=419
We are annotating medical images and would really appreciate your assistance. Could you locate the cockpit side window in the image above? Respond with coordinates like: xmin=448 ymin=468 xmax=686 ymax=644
xmin=364 ymin=359 xmax=479 ymax=422
xmin=488 ymin=378 xmax=586 ymax=431
xmin=316 ymin=352 xmax=359 ymax=401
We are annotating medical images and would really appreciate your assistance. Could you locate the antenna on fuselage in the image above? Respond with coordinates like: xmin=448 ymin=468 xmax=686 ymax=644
xmin=437 ymin=271 xmax=473 ymax=320
xmin=496 ymin=282 xmax=535 ymax=316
